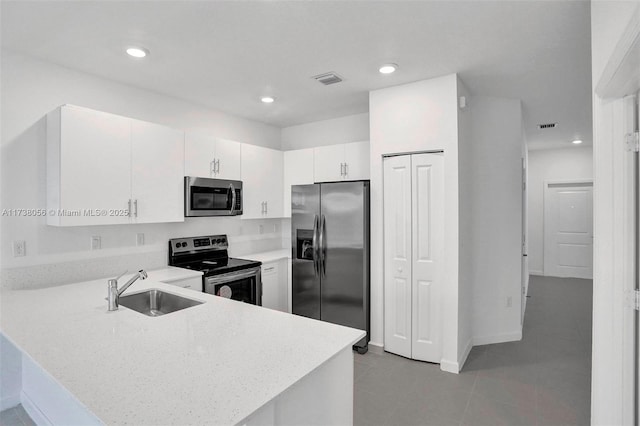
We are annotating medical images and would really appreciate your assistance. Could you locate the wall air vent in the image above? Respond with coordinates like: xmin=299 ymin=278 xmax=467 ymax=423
xmin=313 ymin=72 xmax=343 ymax=86
xmin=538 ymin=123 xmax=557 ymax=129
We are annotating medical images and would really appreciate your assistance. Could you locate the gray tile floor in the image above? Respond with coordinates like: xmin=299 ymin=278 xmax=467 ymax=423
xmin=0 ymin=405 xmax=35 ymax=426
xmin=354 ymin=275 xmax=592 ymax=426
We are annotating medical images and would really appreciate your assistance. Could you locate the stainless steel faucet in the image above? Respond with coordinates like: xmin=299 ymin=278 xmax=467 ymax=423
xmin=107 ymin=270 xmax=148 ymax=311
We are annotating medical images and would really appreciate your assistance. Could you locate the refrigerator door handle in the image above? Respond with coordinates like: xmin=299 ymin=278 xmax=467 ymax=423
xmin=320 ymin=214 xmax=327 ymax=276
xmin=313 ymin=214 xmax=319 ymax=276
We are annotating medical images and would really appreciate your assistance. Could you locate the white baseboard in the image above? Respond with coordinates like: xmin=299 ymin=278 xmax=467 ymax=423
xmin=368 ymin=341 xmax=383 ymax=348
xmin=529 ymin=269 xmax=544 ymax=276
xmin=472 ymin=330 xmax=522 ymax=346
xmin=20 ymin=391 xmax=52 ymax=426
xmin=1 ymin=395 xmax=21 ymax=411
xmin=440 ymin=359 xmax=460 ymax=374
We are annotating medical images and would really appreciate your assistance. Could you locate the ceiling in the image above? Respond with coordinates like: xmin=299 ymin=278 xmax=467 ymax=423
xmin=1 ymin=1 xmax=592 ymax=150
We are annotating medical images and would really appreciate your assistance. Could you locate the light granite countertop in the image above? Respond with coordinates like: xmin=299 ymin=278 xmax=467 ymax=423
xmin=242 ymin=249 xmax=290 ymax=264
xmin=0 ymin=277 xmax=364 ymax=425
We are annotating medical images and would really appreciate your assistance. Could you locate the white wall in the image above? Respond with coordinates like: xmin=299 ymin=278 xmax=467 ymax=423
xmin=466 ymin=96 xmax=524 ymax=345
xmin=527 ymin=147 xmax=593 ymax=275
xmin=370 ymin=74 xmax=461 ymax=371
xmin=590 ymin=1 xmax=640 ymax=425
xmin=456 ymin=79 xmax=474 ymax=365
xmin=0 ymin=51 xmax=283 ymax=288
xmin=281 ymin=113 xmax=369 ymax=151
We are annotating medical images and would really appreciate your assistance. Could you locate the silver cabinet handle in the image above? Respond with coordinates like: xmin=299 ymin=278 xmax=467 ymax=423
xmin=210 ymin=160 xmax=216 ymax=176
xmin=344 ymin=162 xmax=348 ymax=177
xmin=265 ymin=201 xmax=268 ymax=215
xmin=133 ymin=199 xmax=138 ymax=217
xmin=340 ymin=163 xmax=344 ymax=177
xmin=215 ymin=159 xmax=220 ymax=174
xmin=128 ymin=199 xmax=132 ymax=217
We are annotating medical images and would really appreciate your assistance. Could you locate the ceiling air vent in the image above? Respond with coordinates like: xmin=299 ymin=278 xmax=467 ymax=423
xmin=313 ymin=72 xmax=343 ymax=86
xmin=538 ymin=123 xmax=557 ymax=129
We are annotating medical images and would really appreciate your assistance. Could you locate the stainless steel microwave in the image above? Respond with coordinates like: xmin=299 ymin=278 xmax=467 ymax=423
xmin=184 ymin=177 xmax=242 ymax=217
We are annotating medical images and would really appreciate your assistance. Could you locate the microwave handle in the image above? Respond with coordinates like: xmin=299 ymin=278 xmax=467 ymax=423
xmin=229 ymin=183 xmax=236 ymax=215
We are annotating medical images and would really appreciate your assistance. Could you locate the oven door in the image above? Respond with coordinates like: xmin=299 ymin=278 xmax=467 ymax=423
xmin=204 ymin=267 xmax=262 ymax=305
xmin=185 ymin=176 xmax=242 ymax=217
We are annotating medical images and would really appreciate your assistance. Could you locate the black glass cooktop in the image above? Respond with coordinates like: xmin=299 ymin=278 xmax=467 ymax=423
xmin=179 ymin=257 xmax=261 ymax=276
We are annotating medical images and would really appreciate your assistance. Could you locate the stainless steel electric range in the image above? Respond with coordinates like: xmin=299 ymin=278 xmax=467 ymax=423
xmin=168 ymin=235 xmax=262 ymax=305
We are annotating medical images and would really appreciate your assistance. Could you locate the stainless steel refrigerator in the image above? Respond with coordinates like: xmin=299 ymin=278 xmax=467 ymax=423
xmin=291 ymin=181 xmax=370 ymax=353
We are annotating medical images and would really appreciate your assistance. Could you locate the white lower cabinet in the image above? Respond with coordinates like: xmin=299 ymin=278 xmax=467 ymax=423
xmin=261 ymin=259 xmax=288 ymax=312
xmin=383 ymin=153 xmax=444 ymax=363
xmin=162 ymin=276 xmax=203 ymax=292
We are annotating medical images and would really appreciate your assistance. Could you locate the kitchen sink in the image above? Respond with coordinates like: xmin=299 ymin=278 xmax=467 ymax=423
xmin=119 ymin=289 xmax=204 ymax=317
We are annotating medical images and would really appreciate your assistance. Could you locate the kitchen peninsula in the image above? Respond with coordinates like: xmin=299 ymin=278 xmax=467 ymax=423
xmin=0 ymin=276 xmax=364 ymax=425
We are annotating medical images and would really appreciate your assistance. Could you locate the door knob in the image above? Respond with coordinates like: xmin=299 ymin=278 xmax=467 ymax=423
xmin=397 ymin=267 xmax=403 ymax=272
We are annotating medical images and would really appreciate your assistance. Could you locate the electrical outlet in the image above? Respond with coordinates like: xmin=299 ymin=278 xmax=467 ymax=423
xmin=506 ymin=296 xmax=513 ymax=308
xmin=91 ymin=236 xmax=101 ymax=250
xmin=259 ymin=224 xmax=264 ymax=234
xmin=12 ymin=240 xmax=26 ymax=257
xmin=136 ymin=233 xmax=145 ymax=246
xmin=273 ymin=223 xmax=278 ymax=233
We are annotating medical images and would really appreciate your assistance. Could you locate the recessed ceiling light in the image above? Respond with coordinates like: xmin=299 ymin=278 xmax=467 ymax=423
xmin=126 ymin=47 xmax=149 ymax=58
xmin=572 ymin=139 xmax=583 ymax=144
xmin=261 ymin=96 xmax=275 ymax=104
xmin=379 ymin=64 xmax=398 ymax=74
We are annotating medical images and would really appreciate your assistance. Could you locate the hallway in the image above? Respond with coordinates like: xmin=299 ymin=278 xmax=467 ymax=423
xmin=354 ymin=275 xmax=592 ymax=425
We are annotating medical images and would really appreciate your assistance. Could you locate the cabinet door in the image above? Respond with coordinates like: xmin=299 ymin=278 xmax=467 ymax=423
xmin=215 ymin=138 xmax=242 ymax=180
xmin=261 ymin=262 xmax=280 ymax=310
xmin=241 ymin=144 xmax=283 ymax=219
xmin=313 ymin=144 xmax=345 ymax=183
xmin=58 ymin=106 xmax=131 ymax=226
xmin=131 ymin=120 xmax=185 ymax=223
xmin=264 ymin=148 xmax=284 ymax=218
xmin=240 ymin=143 xmax=269 ymax=218
xmin=382 ymin=155 xmax=412 ymax=358
xmin=184 ymin=129 xmax=215 ymax=178
xmin=283 ymin=149 xmax=314 ymax=217
xmin=344 ymin=141 xmax=370 ymax=180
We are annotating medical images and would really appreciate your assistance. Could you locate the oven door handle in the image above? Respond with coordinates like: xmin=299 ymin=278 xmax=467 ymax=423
xmin=207 ymin=268 xmax=259 ymax=285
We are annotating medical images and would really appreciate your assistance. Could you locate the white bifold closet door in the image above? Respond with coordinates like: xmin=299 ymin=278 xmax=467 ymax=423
xmin=383 ymin=153 xmax=444 ymax=363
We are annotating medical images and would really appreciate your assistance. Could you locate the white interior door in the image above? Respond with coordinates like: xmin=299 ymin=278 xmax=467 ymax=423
xmin=383 ymin=155 xmax=412 ymax=358
xmin=543 ymin=181 xmax=594 ymax=279
xmin=410 ymin=153 xmax=444 ymax=363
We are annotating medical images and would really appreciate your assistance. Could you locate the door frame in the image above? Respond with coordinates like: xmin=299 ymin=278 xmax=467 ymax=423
xmin=542 ymin=178 xmax=594 ymax=278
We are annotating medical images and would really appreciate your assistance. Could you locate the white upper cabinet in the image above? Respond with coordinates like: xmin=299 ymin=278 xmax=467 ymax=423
xmin=131 ymin=119 xmax=184 ymax=224
xmin=283 ymin=148 xmax=314 ymax=217
xmin=47 ymin=105 xmax=184 ymax=226
xmin=313 ymin=141 xmax=370 ymax=182
xmin=241 ymin=144 xmax=283 ymax=219
xmin=344 ymin=141 xmax=370 ymax=181
xmin=184 ymin=129 xmax=241 ymax=180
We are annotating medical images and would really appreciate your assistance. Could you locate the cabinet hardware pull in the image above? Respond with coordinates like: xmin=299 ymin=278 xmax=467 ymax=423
xmin=210 ymin=160 xmax=215 ymax=176
xmin=340 ymin=163 xmax=344 ymax=177
xmin=265 ymin=201 xmax=268 ymax=215
xmin=344 ymin=163 xmax=348 ymax=177
xmin=134 ymin=199 xmax=138 ymax=217
xmin=215 ymin=159 xmax=220 ymax=174
xmin=128 ymin=199 xmax=132 ymax=217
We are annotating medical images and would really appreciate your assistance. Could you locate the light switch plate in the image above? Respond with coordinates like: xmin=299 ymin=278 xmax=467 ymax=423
xmin=136 ymin=233 xmax=145 ymax=246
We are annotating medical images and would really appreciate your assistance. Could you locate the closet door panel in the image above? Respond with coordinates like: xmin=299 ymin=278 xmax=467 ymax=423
xmin=383 ymin=155 xmax=412 ymax=358
xmin=411 ymin=153 xmax=444 ymax=362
